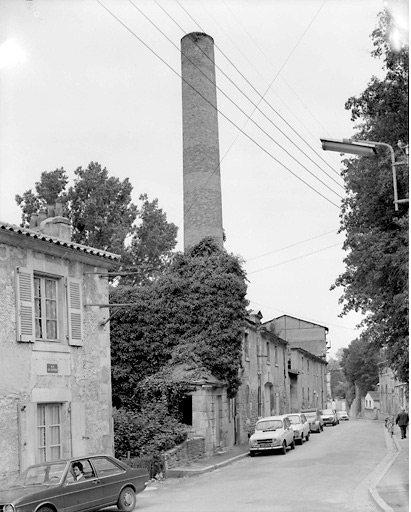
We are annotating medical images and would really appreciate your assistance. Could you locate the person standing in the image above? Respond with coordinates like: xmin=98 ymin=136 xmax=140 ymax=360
xmin=395 ymin=407 xmax=409 ymax=439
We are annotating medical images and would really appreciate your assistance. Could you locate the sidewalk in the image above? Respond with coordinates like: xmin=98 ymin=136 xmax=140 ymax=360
xmin=371 ymin=428 xmax=409 ymax=512
xmin=166 ymin=442 xmax=249 ymax=478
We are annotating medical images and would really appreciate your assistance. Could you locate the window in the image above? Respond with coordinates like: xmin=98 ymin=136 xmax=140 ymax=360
xmin=307 ymin=359 xmax=310 ymax=374
xmin=92 ymin=457 xmax=123 ymax=478
xmin=16 ymin=267 xmax=83 ymax=346
xmin=274 ymin=345 xmax=278 ymax=365
xmin=266 ymin=341 xmax=270 ymax=363
xmin=34 ymin=276 xmax=58 ymax=341
xmin=37 ymin=404 xmax=62 ymax=462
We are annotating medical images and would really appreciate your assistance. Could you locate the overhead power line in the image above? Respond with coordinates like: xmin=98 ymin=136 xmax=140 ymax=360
xmin=130 ymin=0 xmax=344 ymax=201
xmin=247 ymin=242 xmax=342 ymax=274
xmin=245 ymin=229 xmax=338 ymax=262
xmin=173 ymin=0 xmax=343 ymax=191
xmin=95 ymin=0 xmax=340 ymax=209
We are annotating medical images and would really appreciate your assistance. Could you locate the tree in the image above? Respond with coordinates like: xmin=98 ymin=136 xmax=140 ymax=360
xmin=15 ymin=163 xmax=178 ymax=274
xmin=110 ymin=238 xmax=248 ymax=410
xmin=120 ymin=194 xmax=178 ymax=285
xmin=333 ymin=9 xmax=409 ymax=383
xmin=328 ymin=357 xmax=347 ymax=399
xmin=340 ymin=336 xmax=381 ymax=401
xmin=15 ymin=168 xmax=69 ymax=224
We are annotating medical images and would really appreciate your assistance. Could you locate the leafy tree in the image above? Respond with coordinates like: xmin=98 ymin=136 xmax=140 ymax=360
xmin=328 ymin=357 xmax=347 ymax=399
xmin=120 ymin=194 xmax=178 ymax=285
xmin=15 ymin=163 xmax=177 ymax=275
xmin=340 ymin=336 xmax=380 ymax=400
xmin=110 ymin=238 xmax=248 ymax=410
xmin=15 ymin=168 xmax=69 ymax=223
xmin=333 ymin=9 xmax=409 ymax=383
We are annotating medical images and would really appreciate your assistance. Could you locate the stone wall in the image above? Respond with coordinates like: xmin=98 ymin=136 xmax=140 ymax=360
xmin=163 ymin=437 xmax=206 ymax=472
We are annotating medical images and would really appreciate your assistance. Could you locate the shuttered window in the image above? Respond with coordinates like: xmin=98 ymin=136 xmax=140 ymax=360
xmin=15 ymin=268 xmax=83 ymax=346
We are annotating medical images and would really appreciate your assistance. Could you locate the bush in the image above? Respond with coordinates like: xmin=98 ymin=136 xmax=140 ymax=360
xmin=113 ymin=402 xmax=189 ymax=466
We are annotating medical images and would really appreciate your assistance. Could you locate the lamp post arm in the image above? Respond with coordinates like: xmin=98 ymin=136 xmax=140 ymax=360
xmin=357 ymin=140 xmax=399 ymax=211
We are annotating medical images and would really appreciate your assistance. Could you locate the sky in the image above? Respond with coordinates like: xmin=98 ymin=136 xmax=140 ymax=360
xmin=0 ymin=0 xmax=402 ymax=359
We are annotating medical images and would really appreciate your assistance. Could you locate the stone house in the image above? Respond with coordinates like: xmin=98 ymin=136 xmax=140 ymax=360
xmin=266 ymin=314 xmax=329 ymax=359
xmin=172 ymin=364 xmax=231 ymax=456
xmin=287 ymin=347 xmax=328 ymax=412
xmin=236 ymin=311 xmax=290 ymax=443
xmin=0 ymin=207 xmax=119 ymax=486
xmin=365 ymin=391 xmax=380 ymax=410
xmin=378 ymin=357 xmax=408 ymax=418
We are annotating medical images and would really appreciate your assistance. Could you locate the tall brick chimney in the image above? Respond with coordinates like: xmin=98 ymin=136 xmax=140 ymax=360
xmin=181 ymin=32 xmax=224 ymax=251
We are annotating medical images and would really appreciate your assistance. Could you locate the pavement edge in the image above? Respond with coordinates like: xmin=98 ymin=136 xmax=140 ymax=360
xmin=166 ymin=452 xmax=249 ymax=478
xmin=368 ymin=428 xmax=401 ymax=512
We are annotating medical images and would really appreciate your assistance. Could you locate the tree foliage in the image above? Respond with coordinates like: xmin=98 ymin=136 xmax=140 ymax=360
xmin=340 ymin=336 xmax=381 ymax=400
xmin=15 ymin=163 xmax=177 ymax=275
xmin=110 ymin=238 xmax=249 ymax=410
xmin=333 ymin=9 xmax=409 ymax=383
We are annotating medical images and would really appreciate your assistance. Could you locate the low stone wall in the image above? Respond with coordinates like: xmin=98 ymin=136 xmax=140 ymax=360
xmin=163 ymin=437 xmax=206 ymax=472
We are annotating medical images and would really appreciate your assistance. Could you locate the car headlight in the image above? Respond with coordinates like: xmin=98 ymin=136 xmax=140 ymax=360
xmin=4 ymin=504 xmax=15 ymax=512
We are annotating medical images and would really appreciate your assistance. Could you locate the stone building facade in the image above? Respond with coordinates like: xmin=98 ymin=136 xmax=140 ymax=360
xmin=288 ymin=347 xmax=328 ymax=412
xmin=0 ymin=209 xmax=119 ymax=486
xmin=237 ymin=311 xmax=290 ymax=443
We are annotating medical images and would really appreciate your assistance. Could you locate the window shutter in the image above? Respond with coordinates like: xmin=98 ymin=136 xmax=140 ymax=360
xmin=16 ymin=267 xmax=35 ymax=342
xmin=67 ymin=278 xmax=83 ymax=346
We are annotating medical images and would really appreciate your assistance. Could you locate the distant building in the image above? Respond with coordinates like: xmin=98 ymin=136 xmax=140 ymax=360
xmin=0 ymin=206 xmax=119 ymax=486
xmin=365 ymin=391 xmax=380 ymax=410
xmin=265 ymin=315 xmax=329 ymax=359
xmin=378 ymin=355 xmax=408 ymax=418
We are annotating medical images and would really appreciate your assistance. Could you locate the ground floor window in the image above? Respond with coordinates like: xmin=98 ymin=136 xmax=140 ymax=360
xmin=37 ymin=403 xmax=62 ymax=462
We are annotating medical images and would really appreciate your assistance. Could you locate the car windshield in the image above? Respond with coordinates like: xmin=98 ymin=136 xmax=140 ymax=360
xmin=288 ymin=415 xmax=301 ymax=424
xmin=256 ymin=419 xmax=283 ymax=431
xmin=11 ymin=462 xmax=67 ymax=487
xmin=322 ymin=409 xmax=334 ymax=415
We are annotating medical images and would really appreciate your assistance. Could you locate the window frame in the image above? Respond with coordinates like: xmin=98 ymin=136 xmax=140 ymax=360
xmin=37 ymin=403 xmax=62 ymax=463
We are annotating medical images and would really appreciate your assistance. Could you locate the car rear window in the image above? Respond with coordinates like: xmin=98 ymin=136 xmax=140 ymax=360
xmin=288 ymin=415 xmax=301 ymax=424
xmin=92 ymin=457 xmax=123 ymax=477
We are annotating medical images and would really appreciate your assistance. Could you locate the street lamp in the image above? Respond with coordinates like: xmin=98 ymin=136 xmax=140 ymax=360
xmin=320 ymin=138 xmax=409 ymax=211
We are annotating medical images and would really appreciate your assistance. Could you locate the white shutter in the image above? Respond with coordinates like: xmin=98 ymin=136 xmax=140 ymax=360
xmin=16 ymin=267 xmax=35 ymax=342
xmin=67 ymin=278 xmax=83 ymax=346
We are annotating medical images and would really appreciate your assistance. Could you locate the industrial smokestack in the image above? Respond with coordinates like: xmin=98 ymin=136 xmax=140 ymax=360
xmin=181 ymin=32 xmax=224 ymax=251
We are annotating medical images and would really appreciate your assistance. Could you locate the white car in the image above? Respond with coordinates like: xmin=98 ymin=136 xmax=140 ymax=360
xmin=288 ymin=413 xmax=310 ymax=444
xmin=249 ymin=415 xmax=295 ymax=456
xmin=337 ymin=410 xmax=349 ymax=421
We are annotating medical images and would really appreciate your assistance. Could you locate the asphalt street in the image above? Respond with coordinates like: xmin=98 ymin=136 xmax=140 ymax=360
xmin=136 ymin=420 xmax=387 ymax=512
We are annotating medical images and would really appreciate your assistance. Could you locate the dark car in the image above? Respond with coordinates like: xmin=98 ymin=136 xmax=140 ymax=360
xmin=0 ymin=455 xmax=148 ymax=512
xmin=321 ymin=408 xmax=339 ymax=426
xmin=301 ymin=408 xmax=324 ymax=433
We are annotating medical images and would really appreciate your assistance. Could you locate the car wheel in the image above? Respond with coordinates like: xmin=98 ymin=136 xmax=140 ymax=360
xmin=321 ymin=425 xmax=323 ymax=431
xmin=281 ymin=441 xmax=287 ymax=455
xmin=38 ymin=507 xmax=53 ymax=512
xmin=305 ymin=432 xmax=310 ymax=442
xmin=117 ymin=486 xmax=137 ymax=512
xmin=249 ymin=451 xmax=255 ymax=457
xmin=290 ymin=439 xmax=296 ymax=450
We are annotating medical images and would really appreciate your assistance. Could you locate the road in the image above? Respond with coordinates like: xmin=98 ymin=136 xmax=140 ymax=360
xmin=135 ymin=420 xmax=388 ymax=512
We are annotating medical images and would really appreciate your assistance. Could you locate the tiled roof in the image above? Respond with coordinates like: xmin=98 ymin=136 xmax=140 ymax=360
xmin=0 ymin=222 xmax=121 ymax=261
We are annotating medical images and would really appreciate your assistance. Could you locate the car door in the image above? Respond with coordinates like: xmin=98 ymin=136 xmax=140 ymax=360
xmin=90 ymin=456 xmax=127 ymax=507
xmin=63 ymin=459 xmax=103 ymax=512
xmin=284 ymin=418 xmax=294 ymax=444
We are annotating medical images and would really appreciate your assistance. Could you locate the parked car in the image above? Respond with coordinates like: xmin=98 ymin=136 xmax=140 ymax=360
xmin=0 ymin=455 xmax=148 ymax=512
xmin=337 ymin=410 xmax=349 ymax=421
xmin=249 ymin=415 xmax=295 ymax=456
xmin=287 ymin=413 xmax=310 ymax=444
xmin=321 ymin=408 xmax=339 ymax=426
xmin=301 ymin=408 xmax=324 ymax=432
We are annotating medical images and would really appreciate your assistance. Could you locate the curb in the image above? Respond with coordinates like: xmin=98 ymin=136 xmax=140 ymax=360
xmin=166 ymin=451 xmax=249 ymax=478
xmin=368 ymin=428 xmax=401 ymax=512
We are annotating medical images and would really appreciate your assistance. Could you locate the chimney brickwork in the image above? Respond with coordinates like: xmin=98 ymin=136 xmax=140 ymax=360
xmin=181 ymin=32 xmax=224 ymax=251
